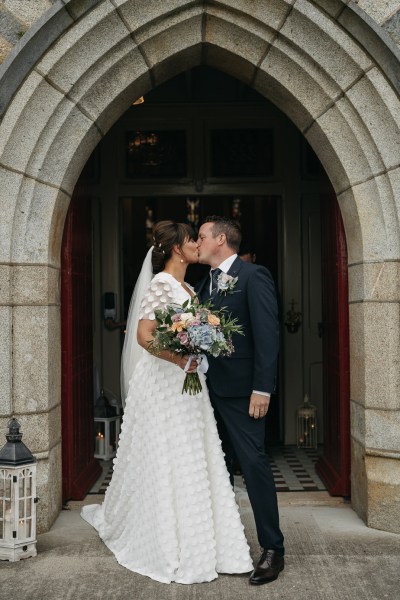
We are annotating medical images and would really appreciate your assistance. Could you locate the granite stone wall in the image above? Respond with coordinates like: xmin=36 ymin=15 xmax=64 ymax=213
xmin=1 ymin=1 xmax=400 ymax=64
xmin=0 ymin=0 xmax=399 ymax=535
xmin=0 ymin=1 xmax=56 ymax=62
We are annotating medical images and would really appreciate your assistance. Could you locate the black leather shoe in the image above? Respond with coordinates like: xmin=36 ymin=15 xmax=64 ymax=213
xmin=249 ymin=549 xmax=284 ymax=585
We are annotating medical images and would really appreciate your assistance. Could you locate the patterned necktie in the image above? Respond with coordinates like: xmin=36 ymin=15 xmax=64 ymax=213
xmin=210 ymin=268 xmax=222 ymax=296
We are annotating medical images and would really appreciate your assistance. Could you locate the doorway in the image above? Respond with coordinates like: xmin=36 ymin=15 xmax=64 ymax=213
xmin=61 ymin=66 xmax=350 ymax=501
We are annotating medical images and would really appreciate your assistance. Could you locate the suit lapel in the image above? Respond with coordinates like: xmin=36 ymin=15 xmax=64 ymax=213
xmin=227 ymin=255 xmax=243 ymax=278
xmin=209 ymin=256 xmax=244 ymax=309
xmin=196 ymin=257 xmax=244 ymax=305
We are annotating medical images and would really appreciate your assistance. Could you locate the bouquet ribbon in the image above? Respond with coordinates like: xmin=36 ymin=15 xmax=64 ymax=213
xmin=183 ymin=354 xmax=209 ymax=374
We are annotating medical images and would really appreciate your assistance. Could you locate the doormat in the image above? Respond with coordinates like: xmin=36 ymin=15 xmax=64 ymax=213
xmin=89 ymin=446 xmax=326 ymax=495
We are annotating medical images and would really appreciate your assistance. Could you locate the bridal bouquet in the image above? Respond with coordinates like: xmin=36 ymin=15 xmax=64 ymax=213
xmin=148 ymin=299 xmax=243 ymax=395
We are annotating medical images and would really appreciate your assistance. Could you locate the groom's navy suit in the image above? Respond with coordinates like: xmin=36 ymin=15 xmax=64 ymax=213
xmin=196 ymin=256 xmax=284 ymax=553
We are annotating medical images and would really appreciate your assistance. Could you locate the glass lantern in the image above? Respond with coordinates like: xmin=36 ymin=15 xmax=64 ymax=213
xmin=297 ymin=394 xmax=317 ymax=449
xmin=94 ymin=390 xmax=121 ymax=461
xmin=0 ymin=418 xmax=37 ymax=562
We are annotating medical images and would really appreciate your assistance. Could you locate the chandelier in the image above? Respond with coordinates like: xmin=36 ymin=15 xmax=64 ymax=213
xmin=128 ymin=132 xmax=158 ymax=153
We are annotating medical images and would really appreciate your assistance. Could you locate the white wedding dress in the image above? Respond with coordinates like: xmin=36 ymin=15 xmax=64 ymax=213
xmin=81 ymin=272 xmax=253 ymax=584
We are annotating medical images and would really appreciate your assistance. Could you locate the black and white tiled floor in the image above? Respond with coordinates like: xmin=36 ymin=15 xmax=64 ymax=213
xmin=267 ymin=445 xmax=326 ymax=492
xmin=88 ymin=460 xmax=114 ymax=494
xmin=89 ymin=446 xmax=326 ymax=494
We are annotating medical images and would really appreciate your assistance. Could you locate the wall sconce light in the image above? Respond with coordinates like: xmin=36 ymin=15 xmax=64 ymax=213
xmin=132 ymin=96 xmax=144 ymax=105
xmin=284 ymin=298 xmax=302 ymax=333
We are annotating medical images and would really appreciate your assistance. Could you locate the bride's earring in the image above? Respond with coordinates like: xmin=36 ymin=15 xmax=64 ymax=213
xmin=180 ymin=258 xmax=184 ymax=263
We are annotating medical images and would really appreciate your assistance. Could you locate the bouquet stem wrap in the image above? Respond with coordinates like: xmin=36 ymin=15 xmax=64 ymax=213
xmin=182 ymin=372 xmax=201 ymax=395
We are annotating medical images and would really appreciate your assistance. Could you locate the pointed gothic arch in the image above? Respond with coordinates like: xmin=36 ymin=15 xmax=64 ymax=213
xmin=0 ymin=0 xmax=399 ymax=533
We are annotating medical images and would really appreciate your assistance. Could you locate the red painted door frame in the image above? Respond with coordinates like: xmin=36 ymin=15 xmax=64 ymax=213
xmin=316 ymin=192 xmax=351 ymax=496
xmin=61 ymin=189 xmax=101 ymax=501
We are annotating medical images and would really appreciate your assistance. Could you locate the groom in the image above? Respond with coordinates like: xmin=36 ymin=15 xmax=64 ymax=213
xmin=196 ymin=216 xmax=284 ymax=585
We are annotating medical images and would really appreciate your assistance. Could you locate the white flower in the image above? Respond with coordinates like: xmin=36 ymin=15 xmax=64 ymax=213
xmin=217 ymin=273 xmax=239 ymax=294
xmin=179 ymin=312 xmax=195 ymax=323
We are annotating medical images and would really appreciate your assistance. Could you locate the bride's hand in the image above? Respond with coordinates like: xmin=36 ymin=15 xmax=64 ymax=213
xmin=176 ymin=355 xmax=198 ymax=372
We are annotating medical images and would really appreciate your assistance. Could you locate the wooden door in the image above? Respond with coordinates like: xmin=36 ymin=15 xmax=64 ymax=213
xmin=316 ymin=193 xmax=350 ymax=496
xmin=61 ymin=190 xmax=101 ymax=501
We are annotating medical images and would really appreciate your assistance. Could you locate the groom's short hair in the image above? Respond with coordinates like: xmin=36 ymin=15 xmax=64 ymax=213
xmin=203 ymin=216 xmax=242 ymax=252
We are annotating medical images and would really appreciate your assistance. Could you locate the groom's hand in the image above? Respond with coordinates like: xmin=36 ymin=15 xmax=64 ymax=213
xmin=249 ymin=393 xmax=270 ymax=419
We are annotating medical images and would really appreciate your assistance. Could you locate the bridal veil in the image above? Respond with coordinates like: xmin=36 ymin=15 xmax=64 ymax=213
xmin=120 ymin=246 xmax=153 ymax=406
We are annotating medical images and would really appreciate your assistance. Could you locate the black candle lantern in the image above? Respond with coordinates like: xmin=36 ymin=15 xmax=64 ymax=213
xmin=0 ymin=418 xmax=38 ymax=561
xmin=297 ymin=394 xmax=318 ymax=449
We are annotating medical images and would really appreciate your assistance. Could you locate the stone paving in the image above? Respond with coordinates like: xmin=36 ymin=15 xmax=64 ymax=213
xmin=1 ymin=492 xmax=399 ymax=600
xmin=0 ymin=0 xmax=400 ymax=542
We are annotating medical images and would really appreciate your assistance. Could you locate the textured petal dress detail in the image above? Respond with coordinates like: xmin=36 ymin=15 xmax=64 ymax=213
xmin=81 ymin=272 xmax=253 ymax=584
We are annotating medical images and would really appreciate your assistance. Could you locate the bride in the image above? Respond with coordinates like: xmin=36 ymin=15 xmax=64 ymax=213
xmin=81 ymin=220 xmax=253 ymax=584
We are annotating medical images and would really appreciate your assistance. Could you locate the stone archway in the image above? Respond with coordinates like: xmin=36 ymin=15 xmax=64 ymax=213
xmin=0 ymin=0 xmax=399 ymax=533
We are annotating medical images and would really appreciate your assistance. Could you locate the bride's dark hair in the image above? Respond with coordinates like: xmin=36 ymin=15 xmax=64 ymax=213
xmin=152 ymin=221 xmax=195 ymax=274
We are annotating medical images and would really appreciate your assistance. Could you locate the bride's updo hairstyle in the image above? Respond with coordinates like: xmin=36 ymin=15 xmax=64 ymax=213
xmin=152 ymin=220 xmax=195 ymax=274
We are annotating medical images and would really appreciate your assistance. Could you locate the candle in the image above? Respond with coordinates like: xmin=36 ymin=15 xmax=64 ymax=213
xmin=18 ymin=519 xmax=25 ymax=539
xmin=96 ymin=433 xmax=105 ymax=455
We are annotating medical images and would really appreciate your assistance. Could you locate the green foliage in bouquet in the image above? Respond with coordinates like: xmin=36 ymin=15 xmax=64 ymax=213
xmin=148 ymin=298 xmax=243 ymax=395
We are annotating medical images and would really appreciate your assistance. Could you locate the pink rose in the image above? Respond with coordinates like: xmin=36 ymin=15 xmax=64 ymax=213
xmin=177 ymin=331 xmax=189 ymax=345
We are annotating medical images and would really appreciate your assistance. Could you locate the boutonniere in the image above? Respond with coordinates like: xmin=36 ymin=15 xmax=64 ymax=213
xmin=217 ymin=272 xmax=239 ymax=295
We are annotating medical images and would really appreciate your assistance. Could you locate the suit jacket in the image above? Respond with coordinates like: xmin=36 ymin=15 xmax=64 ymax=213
xmin=195 ymin=256 xmax=279 ymax=398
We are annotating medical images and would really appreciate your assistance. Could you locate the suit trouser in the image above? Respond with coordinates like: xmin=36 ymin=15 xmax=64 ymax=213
xmin=208 ymin=386 xmax=284 ymax=554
